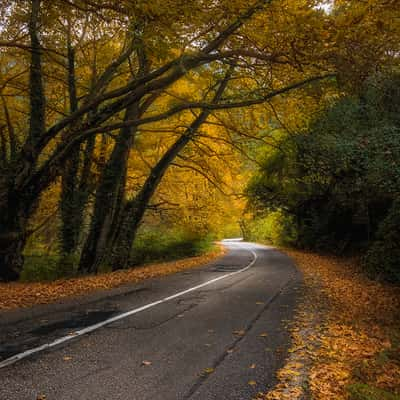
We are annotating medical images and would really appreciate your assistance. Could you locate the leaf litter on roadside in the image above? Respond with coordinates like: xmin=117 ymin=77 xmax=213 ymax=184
xmin=262 ymin=250 xmax=400 ymax=400
xmin=0 ymin=248 xmax=226 ymax=311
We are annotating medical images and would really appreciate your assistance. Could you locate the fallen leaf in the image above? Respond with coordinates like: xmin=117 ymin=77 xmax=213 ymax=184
xmin=204 ymin=367 xmax=214 ymax=374
xmin=63 ymin=356 xmax=72 ymax=361
xmin=141 ymin=360 xmax=152 ymax=366
xmin=248 ymin=380 xmax=257 ymax=386
xmin=233 ymin=330 xmax=245 ymax=336
xmin=259 ymin=333 xmax=268 ymax=337
xmin=249 ymin=363 xmax=256 ymax=369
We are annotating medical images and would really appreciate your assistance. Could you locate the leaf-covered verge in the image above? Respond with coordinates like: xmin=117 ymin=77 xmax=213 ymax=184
xmin=261 ymin=250 xmax=400 ymax=400
xmin=0 ymin=246 xmax=226 ymax=311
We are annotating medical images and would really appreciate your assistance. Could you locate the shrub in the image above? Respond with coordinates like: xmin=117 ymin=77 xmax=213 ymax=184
xmin=243 ymin=211 xmax=297 ymax=246
xmin=364 ymin=201 xmax=400 ymax=282
xmin=130 ymin=226 xmax=213 ymax=265
xmin=21 ymin=255 xmax=64 ymax=282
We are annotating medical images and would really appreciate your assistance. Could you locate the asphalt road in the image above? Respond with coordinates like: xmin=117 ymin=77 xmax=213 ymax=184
xmin=0 ymin=241 xmax=302 ymax=400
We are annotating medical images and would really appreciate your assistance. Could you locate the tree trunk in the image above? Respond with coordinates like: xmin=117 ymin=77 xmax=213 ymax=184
xmin=0 ymin=188 xmax=30 ymax=281
xmin=107 ymin=130 xmax=200 ymax=269
xmin=78 ymin=103 xmax=140 ymax=273
xmin=0 ymin=233 xmax=25 ymax=282
xmin=107 ymin=201 xmax=141 ymax=269
xmin=109 ymin=77 xmax=231 ymax=270
xmin=60 ymin=39 xmax=81 ymax=260
xmin=0 ymin=0 xmax=45 ymax=281
xmin=27 ymin=0 xmax=45 ymax=149
xmin=108 ymin=71 xmax=231 ymax=269
xmin=75 ymin=135 xmax=96 ymax=232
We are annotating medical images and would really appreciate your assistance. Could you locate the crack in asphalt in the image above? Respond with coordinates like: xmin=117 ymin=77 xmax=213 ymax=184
xmin=94 ymin=269 xmax=256 ymax=333
xmin=207 ymin=271 xmax=255 ymax=293
xmin=99 ymin=271 xmax=258 ymax=333
xmin=0 ymin=244 xmax=304 ymax=400
xmin=182 ymin=274 xmax=297 ymax=400
xmin=105 ymin=272 xmax=257 ymax=332
xmin=104 ymin=301 xmax=202 ymax=331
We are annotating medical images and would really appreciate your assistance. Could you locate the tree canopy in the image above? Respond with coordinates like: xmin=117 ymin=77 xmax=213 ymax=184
xmin=0 ymin=0 xmax=398 ymax=281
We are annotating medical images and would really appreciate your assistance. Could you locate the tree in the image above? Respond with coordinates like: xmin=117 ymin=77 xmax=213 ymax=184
xmin=0 ymin=0 xmax=339 ymax=280
xmin=246 ymin=72 xmax=400 ymax=279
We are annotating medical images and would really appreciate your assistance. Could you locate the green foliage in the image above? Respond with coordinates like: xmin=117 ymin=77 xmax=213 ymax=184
xmin=21 ymin=255 xmax=64 ymax=282
xmin=215 ymin=222 xmax=243 ymax=240
xmin=20 ymin=228 xmax=213 ymax=280
xmin=347 ymin=383 xmax=400 ymax=400
xmin=243 ymin=211 xmax=297 ymax=246
xmin=22 ymin=236 xmax=77 ymax=281
xmin=246 ymin=72 xmax=400 ymax=280
xmin=364 ymin=201 xmax=400 ymax=282
xmin=130 ymin=227 xmax=213 ymax=265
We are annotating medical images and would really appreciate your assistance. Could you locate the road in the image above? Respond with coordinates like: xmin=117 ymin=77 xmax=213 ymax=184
xmin=0 ymin=241 xmax=302 ymax=400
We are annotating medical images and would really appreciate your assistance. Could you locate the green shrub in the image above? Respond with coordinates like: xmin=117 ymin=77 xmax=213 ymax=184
xmin=244 ymin=211 xmax=297 ymax=246
xmin=364 ymin=201 xmax=400 ymax=282
xmin=21 ymin=254 xmax=64 ymax=282
xmin=20 ymin=228 xmax=213 ymax=280
xmin=130 ymin=227 xmax=213 ymax=265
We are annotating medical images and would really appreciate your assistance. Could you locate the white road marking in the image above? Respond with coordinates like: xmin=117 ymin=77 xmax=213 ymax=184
xmin=0 ymin=246 xmax=258 ymax=369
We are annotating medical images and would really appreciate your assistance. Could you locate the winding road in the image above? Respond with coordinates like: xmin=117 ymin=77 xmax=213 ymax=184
xmin=0 ymin=241 xmax=302 ymax=400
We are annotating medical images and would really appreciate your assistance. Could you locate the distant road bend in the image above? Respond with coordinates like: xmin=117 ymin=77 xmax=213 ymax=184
xmin=0 ymin=240 xmax=302 ymax=400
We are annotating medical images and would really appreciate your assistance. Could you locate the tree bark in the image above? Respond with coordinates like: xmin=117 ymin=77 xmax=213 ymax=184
xmin=0 ymin=232 xmax=25 ymax=282
xmin=60 ymin=37 xmax=81 ymax=258
xmin=78 ymin=102 xmax=141 ymax=273
xmin=0 ymin=186 xmax=32 ymax=281
xmin=0 ymin=0 xmax=44 ymax=281
xmin=27 ymin=0 xmax=45 ymax=150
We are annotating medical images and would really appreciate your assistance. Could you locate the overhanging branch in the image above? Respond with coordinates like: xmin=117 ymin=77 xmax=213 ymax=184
xmin=77 ymin=73 xmax=336 ymax=137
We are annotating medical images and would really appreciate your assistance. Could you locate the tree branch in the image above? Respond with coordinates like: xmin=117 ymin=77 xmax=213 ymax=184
xmin=76 ymin=73 xmax=336 ymax=136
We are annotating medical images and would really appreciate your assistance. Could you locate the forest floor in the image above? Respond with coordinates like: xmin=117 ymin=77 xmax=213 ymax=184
xmin=262 ymin=250 xmax=400 ymax=400
xmin=0 ymin=246 xmax=226 ymax=311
